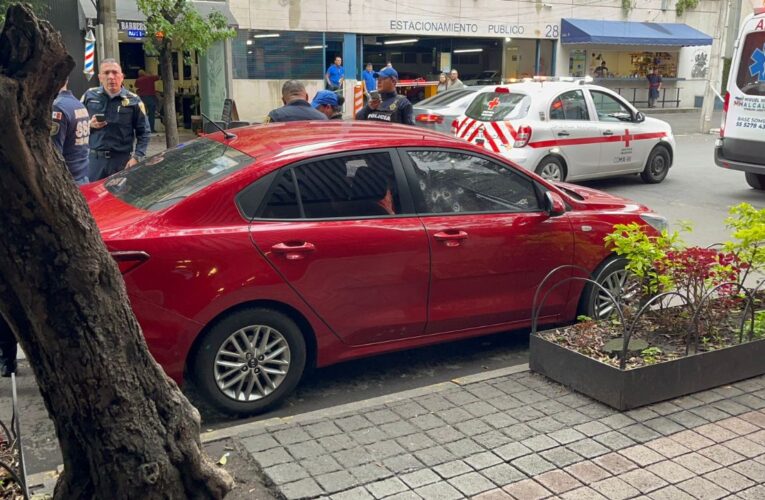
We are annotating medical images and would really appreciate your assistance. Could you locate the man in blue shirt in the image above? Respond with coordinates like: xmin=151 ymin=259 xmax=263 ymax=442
xmin=325 ymin=56 xmax=345 ymax=91
xmin=52 ymin=80 xmax=90 ymax=185
xmin=362 ymin=62 xmax=377 ymax=95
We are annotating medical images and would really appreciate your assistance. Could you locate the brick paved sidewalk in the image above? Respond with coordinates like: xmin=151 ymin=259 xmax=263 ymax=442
xmin=228 ymin=368 xmax=765 ymax=499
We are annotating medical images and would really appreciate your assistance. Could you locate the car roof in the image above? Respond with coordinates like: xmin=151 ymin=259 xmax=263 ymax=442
xmin=477 ymin=81 xmax=597 ymax=96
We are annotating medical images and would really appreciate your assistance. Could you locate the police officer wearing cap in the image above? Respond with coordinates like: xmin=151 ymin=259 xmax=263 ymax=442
xmin=266 ymin=80 xmax=328 ymax=123
xmin=82 ymin=59 xmax=150 ymax=181
xmin=355 ymin=67 xmax=414 ymax=125
xmin=52 ymin=79 xmax=90 ymax=184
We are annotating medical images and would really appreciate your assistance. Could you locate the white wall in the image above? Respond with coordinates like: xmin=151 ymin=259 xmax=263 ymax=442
xmin=232 ymin=79 xmax=325 ymax=123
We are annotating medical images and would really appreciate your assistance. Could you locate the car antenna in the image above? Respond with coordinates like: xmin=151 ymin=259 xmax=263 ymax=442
xmin=200 ymin=113 xmax=236 ymax=140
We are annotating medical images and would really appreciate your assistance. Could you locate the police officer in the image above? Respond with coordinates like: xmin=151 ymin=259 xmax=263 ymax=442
xmin=355 ymin=67 xmax=414 ymax=125
xmin=82 ymin=59 xmax=150 ymax=181
xmin=266 ymin=80 xmax=328 ymax=123
xmin=52 ymin=79 xmax=90 ymax=185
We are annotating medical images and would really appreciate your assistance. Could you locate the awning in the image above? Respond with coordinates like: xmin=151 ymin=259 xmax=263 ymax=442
xmin=561 ymin=18 xmax=712 ymax=46
xmin=78 ymin=0 xmax=237 ymax=30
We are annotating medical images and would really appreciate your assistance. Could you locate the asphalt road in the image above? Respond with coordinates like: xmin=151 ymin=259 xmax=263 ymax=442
xmin=5 ymin=113 xmax=764 ymax=476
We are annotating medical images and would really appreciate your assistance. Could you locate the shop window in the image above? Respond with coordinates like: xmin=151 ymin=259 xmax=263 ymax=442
xmin=550 ymin=90 xmax=589 ymax=121
xmin=736 ymin=31 xmax=765 ymax=96
xmin=233 ymin=30 xmax=326 ymax=80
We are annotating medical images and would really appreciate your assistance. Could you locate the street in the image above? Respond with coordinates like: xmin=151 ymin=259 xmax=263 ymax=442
xmin=3 ymin=114 xmax=764 ymax=477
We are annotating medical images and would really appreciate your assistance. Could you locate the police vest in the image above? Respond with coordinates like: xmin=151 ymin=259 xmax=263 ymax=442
xmin=366 ymin=95 xmax=408 ymax=124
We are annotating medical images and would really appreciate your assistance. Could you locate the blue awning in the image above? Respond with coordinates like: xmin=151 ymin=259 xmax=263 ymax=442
xmin=561 ymin=18 xmax=712 ymax=46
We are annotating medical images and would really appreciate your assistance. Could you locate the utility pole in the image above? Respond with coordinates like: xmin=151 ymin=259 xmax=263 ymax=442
xmin=98 ymin=0 xmax=120 ymax=63
xmin=700 ymin=0 xmax=731 ymax=133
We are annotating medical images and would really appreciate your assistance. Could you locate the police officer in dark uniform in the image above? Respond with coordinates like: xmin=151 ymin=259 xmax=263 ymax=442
xmin=355 ymin=67 xmax=414 ymax=125
xmin=52 ymin=79 xmax=90 ymax=184
xmin=266 ymin=80 xmax=328 ymax=123
xmin=82 ymin=59 xmax=150 ymax=181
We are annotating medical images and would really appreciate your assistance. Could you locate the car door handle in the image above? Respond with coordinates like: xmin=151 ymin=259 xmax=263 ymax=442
xmin=557 ymin=131 xmax=570 ymax=137
xmin=433 ymin=230 xmax=468 ymax=247
xmin=271 ymin=242 xmax=316 ymax=260
xmin=602 ymin=130 xmax=614 ymax=136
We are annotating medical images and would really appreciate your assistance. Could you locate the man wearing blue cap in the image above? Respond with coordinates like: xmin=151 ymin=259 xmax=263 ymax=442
xmin=355 ymin=67 xmax=414 ymax=125
xmin=312 ymin=90 xmax=345 ymax=120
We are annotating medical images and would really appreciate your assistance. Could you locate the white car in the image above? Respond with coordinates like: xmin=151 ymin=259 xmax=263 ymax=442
xmin=452 ymin=79 xmax=676 ymax=183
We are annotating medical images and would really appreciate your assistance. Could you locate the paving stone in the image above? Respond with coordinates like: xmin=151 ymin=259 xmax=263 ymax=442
xmin=521 ymin=434 xmax=559 ymax=452
xmin=380 ymin=420 xmax=418 ymax=439
xmin=443 ymin=390 xmax=480 ymax=406
xmin=694 ymin=423 xmax=739 ymax=443
xmin=513 ymin=389 xmax=548 ymax=405
xmin=366 ymin=439 xmax=407 ymax=459
xmin=448 ymin=471 xmax=495 ymax=496
xmin=564 ymin=461 xmax=611 ymax=485
xmin=382 ymin=454 xmax=424 ymax=474
xmin=669 ymin=429 xmax=716 ymax=451
xmin=717 ymin=416 xmax=760 ymax=435
xmin=670 ymin=396 xmax=705 ymax=410
xmin=527 ymin=416 xmax=566 ymax=433
xmin=349 ymin=463 xmax=393 ymax=484
xmin=265 ymin=462 xmax=310 ymax=485
xmin=714 ymin=399 xmax=751 ymax=416
xmin=698 ymin=444 xmax=746 ymax=466
xmin=481 ymin=413 xmax=518 ymax=430
xmin=540 ymin=446 xmax=583 ymax=468
xmin=740 ymin=410 xmax=765 ymax=428
xmin=574 ymin=421 xmax=611 ymax=437
xmin=643 ymin=417 xmax=686 ymax=435
xmin=397 ymin=433 xmax=437 ymax=453
xmin=455 ymin=418 xmax=492 ymax=436
xmin=593 ymin=452 xmax=638 ymax=474
xmin=673 ymin=452 xmax=723 ymax=474
xmin=299 ymin=455 xmax=343 ymax=476
xmin=705 ymin=467 xmax=756 ymax=492
xmin=648 ymin=485 xmax=695 ymax=500
xmin=645 ymin=460 xmax=695 ymax=484
xmin=738 ymin=484 xmax=765 ymax=500
xmin=464 ymin=401 xmax=499 ymax=418
xmin=251 ymin=447 xmax=292 ymax=468
xmin=426 ymin=426 xmax=466 ymax=444
xmin=676 ymin=476 xmax=729 ymax=499
xmin=594 ymin=430 xmax=637 ymax=450
xmin=559 ymin=486 xmax=608 ymax=500
xmin=410 ymin=413 xmax=445 ymax=431
xmin=414 ymin=481 xmax=464 ymax=500
xmin=590 ymin=476 xmax=640 ymax=500
xmin=350 ymin=427 xmax=388 ymax=446
xmin=749 ymin=429 xmax=765 ymax=445
xmin=481 ymin=463 xmax=526 ymax=487
xmin=414 ymin=446 xmax=456 ymax=467
xmin=689 ymin=405 xmax=732 ymax=422
xmin=626 ymin=408 xmax=661 ymax=422
xmin=502 ymin=423 xmax=537 ymax=441
xmin=281 ymin=478 xmax=324 ymax=500
xmin=577 ymin=403 xmax=616 ymax=419
xmin=694 ymin=390 xmax=726 ymax=404
xmin=464 ymin=451 xmax=503 ymax=470
xmin=511 ymin=406 xmax=545 ymax=422
xmin=620 ymin=423 xmax=662 ymax=443
xmin=668 ymin=410 xmax=709 ymax=428
xmin=439 ymin=407 xmax=475 ymax=425
xmin=534 ymin=399 xmax=569 ymax=414
xmin=734 ymin=394 xmax=765 ymax=410
xmin=390 ymin=401 xmax=429 ymax=419
xmin=365 ymin=408 xmax=402 ymax=425
xmin=599 ymin=413 xmax=638 ymax=430
xmin=486 ymin=395 xmax=524 ymax=411
xmin=401 ymin=469 xmax=441 ymax=489
xmin=711 ymin=385 xmax=746 ymax=398
xmin=243 ymin=434 xmax=280 ymax=453
xmin=336 ymin=414 xmax=374 ymax=432
xmin=510 ymin=454 xmax=556 ymax=476
xmin=725 ymin=436 xmax=765 ymax=458
xmin=433 ymin=460 xmax=473 ymax=479
xmin=645 ymin=436 xmax=692 ymax=459
xmin=303 ymin=421 xmax=343 ymax=439
xmin=534 ymin=470 xmax=582 ymax=494
xmin=329 ymin=486 xmax=373 ymax=500
xmin=494 ymin=442 xmax=533 ymax=462
xmin=473 ymin=430 xmax=512 ymax=449
xmin=383 ymin=492 xmax=423 ymax=500
xmin=473 ymin=488 xmax=513 ymax=500
xmin=444 ymin=438 xmax=484 ymax=458
xmin=417 ymin=396 xmax=453 ymax=412
xmin=619 ymin=444 xmax=666 ymax=466
xmin=554 ymin=410 xmax=593 ymax=426
xmin=502 ymin=478 xmax=552 ymax=500
xmin=467 ymin=383 xmax=505 ymax=400
xmin=648 ymin=401 xmax=683 ymax=416
xmin=566 ymin=438 xmax=610 ymax=459
xmin=333 ymin=447 xmax=375 ymax=468
xmin=620 ymin=468 xmax=668 ymax=493
xmin=366 ymin=477 xmax=409 ymax=499
xmin=731 ymin=458 xmax=765 ymax=481
xmin=557 ymin=393 xmax=592 ymax=408
xmin=286 ymin=440 xmax=326 ymax=460
xmin=273 ymin=427 xmax=312 ymax=446
xmin=548 ymin=428 xmax=586 ymax=445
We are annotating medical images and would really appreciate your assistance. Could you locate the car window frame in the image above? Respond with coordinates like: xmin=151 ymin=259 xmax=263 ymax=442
xmin=588 ymin=88 xmax=636 ymax=123
xmin=548 ymin=89 xmax=591 ymax=121
xmin=242 ymin=148 xmax=417 ymax=222
xmin=396 ymin=147 xmax=546 ymax=217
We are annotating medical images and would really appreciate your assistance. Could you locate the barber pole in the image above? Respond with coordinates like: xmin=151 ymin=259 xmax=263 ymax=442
xmin=83 ymin=30 xmax=95 ymax=79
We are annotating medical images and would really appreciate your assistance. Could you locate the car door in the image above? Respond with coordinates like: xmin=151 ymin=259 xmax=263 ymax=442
xmin=400 ymin=148 xmax=575 ymax=334
xmin=247 ymin=150 xmax=430 ymax=346
xmin=547 ymin=89 xmax=602 ymax=178
xmin=589 ymin=89 xmax=644 ymax=172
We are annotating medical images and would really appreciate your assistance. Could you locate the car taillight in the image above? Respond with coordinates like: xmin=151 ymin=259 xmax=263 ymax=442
xmin=514 ymin=125 xmax=532 ymax=148
xmin=111 ymin=251 xmax=150 ymax=275
xmin=721 ymin=92 xmax=730 ymax=138
xmin=494 ymin=87 xmax=510 ymax=93
xmin=415 ymin=114 xmax=444 ymax=124
xmin=451 ymin=119 xmax=459 ymax=135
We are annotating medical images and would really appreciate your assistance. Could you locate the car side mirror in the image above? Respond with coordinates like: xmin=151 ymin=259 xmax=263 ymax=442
xmin=634 ymin=111 xmax=645 ymax=123
xmin=544 ymin=191 xmax=566 ymax=217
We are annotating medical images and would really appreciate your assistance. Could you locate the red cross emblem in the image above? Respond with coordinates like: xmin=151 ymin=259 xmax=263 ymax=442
xmin=623 ymin=129 xmax=632 ymax=147
xmin=487 ymin=97 xmax=500 ymax=110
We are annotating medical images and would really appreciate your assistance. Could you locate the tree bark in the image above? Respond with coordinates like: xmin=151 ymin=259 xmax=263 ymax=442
xmin=0 ymin=5 xmax=231 ymax=498
xmin=160 ymin=39 xmax=179 ymax=148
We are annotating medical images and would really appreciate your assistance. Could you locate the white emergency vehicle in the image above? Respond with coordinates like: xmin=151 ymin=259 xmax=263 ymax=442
xmin=452 ymin=79 xmax=676 ymax=183
xmin=715 ymin=7 xmax=765 ymax=189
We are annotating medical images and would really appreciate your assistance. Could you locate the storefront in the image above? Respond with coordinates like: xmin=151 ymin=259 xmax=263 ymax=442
xmin=560 ymin=18 xmax=712 ymax=108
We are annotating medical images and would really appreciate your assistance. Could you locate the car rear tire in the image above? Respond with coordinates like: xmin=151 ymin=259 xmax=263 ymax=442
xmin=640 ymin=146 xmax=670 ymax=184
xmin=745 ymin=172 xmax=765 ymax=190
xmin=535 ymin=156 xmax=566 ymax=182
xmin=580 ymin=257 xmax=633 ymax=320
xmin=192 ymin=308 xmax=306 ymax=415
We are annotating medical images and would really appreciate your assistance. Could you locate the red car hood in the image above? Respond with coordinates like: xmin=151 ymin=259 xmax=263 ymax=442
xmin=553 ymin=181 xmax=646 ymax=211
xmin=81 ymin=182 xmax=153 ymax=239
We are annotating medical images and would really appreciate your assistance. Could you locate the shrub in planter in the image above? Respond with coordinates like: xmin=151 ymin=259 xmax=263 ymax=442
xmin=529 ymin=203 xmax=765 ymax=410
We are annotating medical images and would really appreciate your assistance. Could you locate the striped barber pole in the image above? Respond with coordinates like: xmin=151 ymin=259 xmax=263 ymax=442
xmin=83 ymin=30 xmax=95 ymax=78
xmin=454 ymin=117 xmax=518 ymax=154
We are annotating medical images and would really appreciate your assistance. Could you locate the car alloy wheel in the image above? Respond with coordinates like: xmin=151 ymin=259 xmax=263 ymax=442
xmin=536 ymin=157 xmax=565 ymax=182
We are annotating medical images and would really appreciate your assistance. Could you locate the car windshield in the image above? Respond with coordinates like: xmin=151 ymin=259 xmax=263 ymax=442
xmin=416 ymin=89 xmax=475 ymax=108
xmin=103 ymin=138 xmax=253 ymax=211
xmin=736 ymin=31 xmax=765 ymax=96
xmin=465 ymin=92 xmax=532 ymax=121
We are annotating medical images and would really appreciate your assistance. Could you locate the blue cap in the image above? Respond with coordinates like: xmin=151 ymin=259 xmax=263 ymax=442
xmin=312 ymin=90 xmax=339 ymax=108
xmin=373 ymin=67 xmax=398 ymax=79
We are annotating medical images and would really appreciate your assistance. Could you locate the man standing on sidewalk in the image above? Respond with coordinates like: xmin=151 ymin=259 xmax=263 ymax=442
xmin=355 ymin=67 xmax=414 ymax=125
xmin=647 ymin=68 xmax=662 ymax=108
xmin=325 ymin=56 xmax=345 ymax=92
xmin=52 ymin=79 xmax=90 ymax=185
xmin=135 ymin=69 xmax=160 ymax=133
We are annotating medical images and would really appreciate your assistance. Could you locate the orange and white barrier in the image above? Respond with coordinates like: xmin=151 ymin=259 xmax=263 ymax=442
xmin=353 ymin=82 xmax=364 ymax=118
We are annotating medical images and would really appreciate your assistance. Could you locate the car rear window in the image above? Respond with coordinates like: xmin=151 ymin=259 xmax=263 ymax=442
xmin=465 ymin=92 xmax=531 ymax=121
xmin=103 ymin=138 xmax=253 ymax=211
xmin=416 ymin=89 xmax=475 ymax=107
xmin=736 ymin=31 xmax=765 ymax=96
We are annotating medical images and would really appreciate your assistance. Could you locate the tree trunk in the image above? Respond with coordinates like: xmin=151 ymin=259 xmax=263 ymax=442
xmin=0 ymin=6 xmax=231 ymax=498
xmin=160 ymin=40 xmax=179 ymax=148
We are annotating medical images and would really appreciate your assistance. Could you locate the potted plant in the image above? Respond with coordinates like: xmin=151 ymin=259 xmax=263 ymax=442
xmin=529 ymin=203 xmax=765 ymax=410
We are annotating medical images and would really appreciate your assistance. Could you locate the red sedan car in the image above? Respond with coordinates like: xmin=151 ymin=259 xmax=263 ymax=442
xmin=83 ymin=122 xmax=665 ymax=415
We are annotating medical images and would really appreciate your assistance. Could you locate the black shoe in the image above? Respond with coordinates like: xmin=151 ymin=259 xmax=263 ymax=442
xmin=0 ymin=360 xmax=16 ymax=377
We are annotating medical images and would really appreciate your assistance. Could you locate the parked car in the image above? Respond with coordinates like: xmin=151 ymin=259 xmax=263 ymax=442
xmin=715 ymin=7 xmax=765 ymax=189
xmin=464 ymin=70 xmax=502 ymax=86
xmin=84 ymin=121 xmax=666 ymax=415
xmin=413 ymin=87 xmax=479 ymax=134
xmin=453 ymin=79 xmax=676 ymax=183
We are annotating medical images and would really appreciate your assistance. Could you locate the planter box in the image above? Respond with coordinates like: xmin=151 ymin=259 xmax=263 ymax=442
xmin=529 ymin=333 xmax=765 ymax=411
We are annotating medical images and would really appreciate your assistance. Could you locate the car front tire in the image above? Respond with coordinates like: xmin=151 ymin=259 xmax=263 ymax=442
xmin=580 ymin=257 xmax=633 ymax=320
xmin=192 ymin=308 xmax=306 ymax=415
xmin=640 ymin=146 xmax=670 ymax=184
xmin=535 ymin=156 xmax=566 ymax=182
xmin=745 ymin=172 xmax=765 ymax=190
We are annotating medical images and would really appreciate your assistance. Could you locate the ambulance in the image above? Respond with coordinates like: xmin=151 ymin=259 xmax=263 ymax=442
xmin=716 ymin=7 xmax=765 ymax=189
